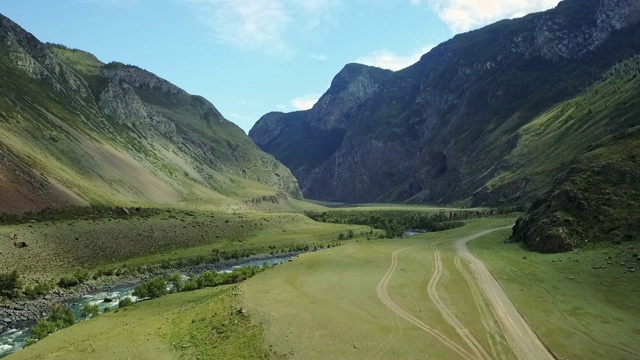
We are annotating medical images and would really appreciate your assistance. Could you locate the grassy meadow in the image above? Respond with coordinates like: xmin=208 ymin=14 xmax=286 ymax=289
xmin=5 ymin=212 xmax=639 ymax=360
xmin=7 ymin=285 xmax=279 ymax=360
xmin=470 ymin=231 xmax=640 ymax=360
xmin=241 ymin=218 xmax=517 ymax=360
xmin=0 ymin=207 xmax=374 ymax=284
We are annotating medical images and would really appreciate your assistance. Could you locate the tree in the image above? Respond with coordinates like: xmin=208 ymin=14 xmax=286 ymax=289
xmin=133 ymin=277 xmax=167 ymax=299
xmin=166 ymin=273 xmax=183 ymax=293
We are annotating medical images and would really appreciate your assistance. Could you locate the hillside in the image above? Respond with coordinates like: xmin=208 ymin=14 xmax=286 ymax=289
xmin=510 ymin=58 xmax=640 ymax=252
xmin=0 ymin=14 xmax=301 ymax=214
xmin=250 ymin=0 xmax=640 ymax=206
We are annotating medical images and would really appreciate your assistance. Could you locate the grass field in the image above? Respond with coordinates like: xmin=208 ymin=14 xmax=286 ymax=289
xmin=7 ymin=285 xmax=279 ymax=360
xmin=8 ymin=215 xmax=639 ymax=359
xmin=470 ymin=231 xmax=640 ymax=360
xmin=0 ymin=209 xmax=373 ymax=283
xmin=241 ymin=218 xmax=516 ymax=360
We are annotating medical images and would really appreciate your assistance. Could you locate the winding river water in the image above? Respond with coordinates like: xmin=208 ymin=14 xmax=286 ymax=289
xmin=0 ymin=256 xmax=290 ymax=358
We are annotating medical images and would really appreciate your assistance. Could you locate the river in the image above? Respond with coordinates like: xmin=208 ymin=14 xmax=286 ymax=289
xmin=0 ymin=256 xmax=290 ymax=358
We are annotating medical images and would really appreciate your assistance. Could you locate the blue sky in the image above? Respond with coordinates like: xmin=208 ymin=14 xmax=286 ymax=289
xmin=0 ymin=0 xmax=559 ymax=132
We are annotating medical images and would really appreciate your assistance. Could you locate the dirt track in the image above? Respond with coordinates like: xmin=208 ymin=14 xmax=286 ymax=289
xmin=427 ymin=242 xmax=492 ymax=360
xmin=376 ymin=247 xmax=476 ymax=360
xmin=377 ymin=227 xmax=556 ymax=360
xmin=454 ymin=228 xmax=556 ymax=360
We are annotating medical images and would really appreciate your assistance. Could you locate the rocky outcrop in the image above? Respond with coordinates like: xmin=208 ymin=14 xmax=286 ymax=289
xmin=250 ymin=0 xmax=640 ymax=205
xmin=511 ymin=130 xmax=640 ymax=252
xmin=512 ymin=0 xmax=640 ymax=60
xmin=98 ymin=82 xmax=178 ymax=138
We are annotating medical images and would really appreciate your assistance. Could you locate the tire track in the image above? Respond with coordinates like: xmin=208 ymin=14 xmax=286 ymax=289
xmin=454 ymin=227 xmax=556 ymax=360
xmin=428 ymin=242 xmax=492 ymax=360
xmin=376 ymin=247 xmax=477 ymax=360
xmin=454 ymin=256 xmax=511 ymax=360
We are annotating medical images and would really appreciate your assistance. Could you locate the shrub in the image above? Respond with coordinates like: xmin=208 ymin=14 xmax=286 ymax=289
xmin=0 ymin=270 xmax=22 ymax=299
xmin=58 ymin=275 xmax=79 ymax=288
xmin=23 ymin=281 xmax=55 ymax=300
xmin=118 ymin=297 xmax=134 ymax=308
xmin=82 ymin=303 xmax=100 ymax=318
xmin=133 ymin=277 xmax=167 ymax=299
xmin=49 ymin=304 xmax=76 ymax=328
xmin=30 ymin=319 xmax=57 ymax=341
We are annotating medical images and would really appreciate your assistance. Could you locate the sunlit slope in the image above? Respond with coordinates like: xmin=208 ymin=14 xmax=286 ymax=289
xmin=508 ymin=57 xmax=640 ymax=251
xmin=481 ymin=56 xmax=640 ymax=202
xmin=0 ymin=14 xmax=300 ymax=213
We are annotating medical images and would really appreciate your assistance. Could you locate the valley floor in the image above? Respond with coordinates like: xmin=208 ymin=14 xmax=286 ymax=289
xmin=242 ymin=218 xmax=640 ymax=360
xmin=7 ymin=217 xmax=640 ymax=359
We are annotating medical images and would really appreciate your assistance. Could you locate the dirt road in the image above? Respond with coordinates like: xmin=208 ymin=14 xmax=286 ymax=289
xmin=427 ymin=242 xmax=492 ymax=360
xmin=377 ymin=227 xmax=555 ymax=360
xmin=454 ymin=228 xmax=556 ymax=360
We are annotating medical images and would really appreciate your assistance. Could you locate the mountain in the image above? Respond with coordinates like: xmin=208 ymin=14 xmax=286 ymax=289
xmin=0 ymin=13 xmax=301 ymax=214
xmin=250 ymin=0 xmax=640 ymax=207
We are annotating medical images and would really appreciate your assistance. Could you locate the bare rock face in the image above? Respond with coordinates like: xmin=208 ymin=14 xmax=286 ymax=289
xmin=250 ymin=63 xmax=391 ymax=200
xmin=0 ymin=17 xmax=92 ymax=100
xmin=98 ymin=82 xmax=178 ymax=138
xmin=512 ymin=0 xmax=640 ymax=60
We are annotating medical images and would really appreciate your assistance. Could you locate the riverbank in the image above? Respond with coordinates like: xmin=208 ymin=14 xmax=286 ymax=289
xmin=0 ymin=250 xmax=303 ymax=333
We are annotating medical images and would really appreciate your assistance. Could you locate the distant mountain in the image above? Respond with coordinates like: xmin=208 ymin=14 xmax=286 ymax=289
xmin=0 ymin=14 xmax=301 ymax=214
xmin=250 ymin=0 xmax=640 ymax=207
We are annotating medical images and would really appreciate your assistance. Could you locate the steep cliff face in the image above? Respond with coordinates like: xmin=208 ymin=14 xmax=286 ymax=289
xmin=250 ymin=64 xmax=392 ymax=197
xmin=250 ymin=0 xmax=640 ymax=205
xmin=0 ymin=13 xmax=300 ymax=213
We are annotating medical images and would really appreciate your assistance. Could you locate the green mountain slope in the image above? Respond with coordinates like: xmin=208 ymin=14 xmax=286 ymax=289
xmin=0 ymin=14 xmax=301 ymax=214
xmin=510 ymin=57 xmax=640 ymax=252
xmin=250 ymin=0 xmax=640 ymax=206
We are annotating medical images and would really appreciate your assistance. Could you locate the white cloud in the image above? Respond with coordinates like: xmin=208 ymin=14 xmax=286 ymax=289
xmin=356 ymin=45 xmax=433 ymax=71
xmin=311 ymin=53 xmax=329 ymax=61
xmin=275 ymin=94 xmax=322 ymax=112
xmin=291 ymin=94 xmax=322 ymax=110
xmin=183 ymin=0 xmax=291 ymax=53
xmin=420 ymin=0 xmax=560 ymax=33
xmin=183 ymin=0 xmax=342 ymax=54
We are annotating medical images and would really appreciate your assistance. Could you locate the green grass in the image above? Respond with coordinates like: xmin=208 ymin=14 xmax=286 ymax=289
xmin=470 ymin=231 xmax=640 ymax=360
xmin=8 ymin=286 xmax=276 ymax=360
xmin=485 ymin=55 xmax=640 ymax=198
xmin=0 ymin=211 xmax=371 ymax=283
xmin=11 ymin=215 xmax=638 ymax=359
xmin=241 ymin=218 xmax=516 ymax=359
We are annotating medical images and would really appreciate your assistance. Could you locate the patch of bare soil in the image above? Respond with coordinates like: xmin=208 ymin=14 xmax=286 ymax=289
xmin=0 ymin=147 xmax=86 ymax=214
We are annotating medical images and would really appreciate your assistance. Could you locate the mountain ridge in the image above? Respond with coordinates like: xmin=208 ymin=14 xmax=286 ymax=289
xmin=250 ymin=0 xmax=640 ymax=206
xmin=0 ymin=13 xmax=301 ymax=214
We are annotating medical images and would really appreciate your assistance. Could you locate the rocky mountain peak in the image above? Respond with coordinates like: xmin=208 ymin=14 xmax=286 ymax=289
xmin=513 ymin=0 xmax=640 ymax=60
xmin=309 ymin=63 xmax=392 ymax=130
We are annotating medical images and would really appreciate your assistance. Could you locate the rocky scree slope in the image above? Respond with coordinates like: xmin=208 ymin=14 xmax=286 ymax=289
xmin=0 ymin=13 xmax=300 ymax=213
xmin=250 ymin=0 xmax=640 ymax=207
